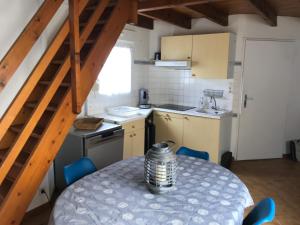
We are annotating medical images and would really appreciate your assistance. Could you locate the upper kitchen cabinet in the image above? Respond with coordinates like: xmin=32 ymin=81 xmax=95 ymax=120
xmin=161 ymin=35 xmax=193 ymax=60
xmin=192 ymin=33 xmax=235 ymax=79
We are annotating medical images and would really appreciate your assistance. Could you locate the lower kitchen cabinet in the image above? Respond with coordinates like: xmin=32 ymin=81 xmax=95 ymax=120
xmin=154 ymin=112 xmax=183 ymax=152
xmin=154 ymin=111 xmax=231 ymax=163
xmin=183 ymin=116 xmax=220 ymax=163
xmin=122 ymin=119 xmax=145 ymax=159
xmin=131 ymin=128 xmax=145 ymax=156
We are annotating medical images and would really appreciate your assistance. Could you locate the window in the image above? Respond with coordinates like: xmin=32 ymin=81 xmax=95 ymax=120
xmin=97 ymin=46 xmax=132 ymax=96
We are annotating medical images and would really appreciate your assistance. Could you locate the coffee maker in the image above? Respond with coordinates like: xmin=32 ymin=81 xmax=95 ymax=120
xmin=139 ymin=88 xmax=151 ymax=109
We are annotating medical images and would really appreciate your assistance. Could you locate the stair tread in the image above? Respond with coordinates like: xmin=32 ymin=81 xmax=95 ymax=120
xmin=79 ymin=19 xmax=106 ymax=27
xmin=0 ymin=150 xmax=28 ymax=167
xmin=0 ymin=180 xmax=12 ymax=203
xmin=85 ymin=3 xmax=115 ymax=11
xmin=10 ymin=124 xmax=44 ymax=139
xmin=52 ymin=59 xmax=83 ymax=65
xmin=25 ymin=101 xmax=58 ymax=112
xmin=39 ymin=80 xmax=71 ymax=88
xmin=6 ymin=164 xmax=21 ymax=182
xmin=0 ymin=150 xmax=22 ymax=182
xmin=65 ymin=39 xmax=96 ymax=45
xmin=51 ymin=59 xmax=65 ymax=65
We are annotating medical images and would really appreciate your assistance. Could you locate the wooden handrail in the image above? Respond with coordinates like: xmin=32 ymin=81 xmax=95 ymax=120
xmin=0 ymin=0 xmax=135 ymax=223
xmin=0 ymin=0 xmax=91 ymax=185
xmin=0 ymin=0 xmax=63 ymax=92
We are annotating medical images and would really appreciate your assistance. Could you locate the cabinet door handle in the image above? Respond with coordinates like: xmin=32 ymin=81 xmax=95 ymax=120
xmin=133 ymin=133 xmax=136 ymax=137
xmin=166 ymin=114 xmax=170 ymax=117
xmin=192 ymin=74 xmax=196 ymax=77
xmin=130 ymin=134 xmax=133 ymax=138
xmin=132 ymin=125 xmax=135 ymax=129
xmin=184 ymin=116 xmax=189 ymax=120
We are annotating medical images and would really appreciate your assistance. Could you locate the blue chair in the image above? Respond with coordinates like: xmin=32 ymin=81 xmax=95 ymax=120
xmin=243 ymin=198 xmax=276 ymax=225
xmin=64 ymin=157 xmax=97 ymax=186
xmin=176 ymin=146 xmax=209 ymax=161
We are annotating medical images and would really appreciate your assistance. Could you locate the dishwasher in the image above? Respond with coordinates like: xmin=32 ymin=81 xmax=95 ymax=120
xmin=54 ymin=122 xmax=124 ymax=190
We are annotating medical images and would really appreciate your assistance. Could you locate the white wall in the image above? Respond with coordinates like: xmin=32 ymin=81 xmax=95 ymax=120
xmin=148 ymin=15 xmax=300 ymax=158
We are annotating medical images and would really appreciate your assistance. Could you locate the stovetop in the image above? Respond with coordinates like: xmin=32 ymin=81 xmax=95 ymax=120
xmin=157 ymin=104 xmax=196 ymax=111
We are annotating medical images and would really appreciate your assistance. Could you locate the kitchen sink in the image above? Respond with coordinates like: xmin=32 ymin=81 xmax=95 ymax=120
xmin=196 ymin=108 xmax=227 ymax=115
xmin=106 ymin=106 xmax=140 ymax=117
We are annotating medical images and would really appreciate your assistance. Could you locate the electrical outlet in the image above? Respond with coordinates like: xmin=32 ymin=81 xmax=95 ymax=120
xmin=40 ymin=189 xmax=49 ymax=201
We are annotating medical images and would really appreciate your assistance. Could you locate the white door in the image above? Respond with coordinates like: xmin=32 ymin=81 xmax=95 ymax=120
xmin=237 ymin=40 xmax=294 ymax=160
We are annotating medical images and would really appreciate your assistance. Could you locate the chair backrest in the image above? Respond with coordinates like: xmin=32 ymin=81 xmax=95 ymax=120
xmin=176 ymin=146 xmax=209 ymax=161
xmin=64 ymin=157 xmax=97 ymax=186
xmin=243 ymin=198 xmax=276 ymax=225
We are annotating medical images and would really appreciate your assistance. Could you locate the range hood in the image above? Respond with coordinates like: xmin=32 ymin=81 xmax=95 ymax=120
xmin=154 ymin=60 xmax=191 ymax=70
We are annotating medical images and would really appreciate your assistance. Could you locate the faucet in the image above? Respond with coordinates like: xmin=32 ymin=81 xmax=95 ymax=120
xmin=210 ymin=96 xmax=217 ymax=110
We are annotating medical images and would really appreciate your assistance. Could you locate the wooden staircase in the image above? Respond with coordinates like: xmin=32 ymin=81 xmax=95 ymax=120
xmin=0 ymin=0 xmax=137 ymax=224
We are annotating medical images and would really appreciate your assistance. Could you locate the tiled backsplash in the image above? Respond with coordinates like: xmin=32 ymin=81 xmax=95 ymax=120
xmin=147 ymin=67 xmax=234 ymax=111
xmin=86 ymin=65 xmax=235 ymax=116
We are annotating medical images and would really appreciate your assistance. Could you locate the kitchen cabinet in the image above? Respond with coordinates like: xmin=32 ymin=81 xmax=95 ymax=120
xmin=160 ymin=33 xmax=235 ymax=79
xmin=192 ymin=33 xmax=234 ymax=79
xmin=183 ymin=115 xmax=220 ymax=163
xmin=154 ymin=112 xmax=183 ymax=151
xmin=161 ymin=35 xmax=192 ymax=60
xmin=154 ymin=111 xmax=232 ymax=163
xmin=122 ymin=119 xmax=145 ymax=159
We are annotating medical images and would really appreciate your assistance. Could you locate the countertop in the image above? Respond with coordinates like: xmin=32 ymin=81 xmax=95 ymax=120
xmin=93 ymin=107 xmax=234 ymax=124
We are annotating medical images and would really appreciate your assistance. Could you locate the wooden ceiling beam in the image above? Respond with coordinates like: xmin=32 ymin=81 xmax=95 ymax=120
xmin=136 ymin=15 xmax=154 ymax=30
xmin=138 ymin=0 xmax=223 ymax=12
xmin=187 ymin=4 xmax=228 ymax=26
xmin=248 ymin=0 xmax=277 ymax=26
xmin=139 ymin=9 xmax=192 ymax=29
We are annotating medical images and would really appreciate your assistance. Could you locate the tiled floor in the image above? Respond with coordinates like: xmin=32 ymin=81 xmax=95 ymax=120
xmin=231 ymin=159 xmax=300 ymax=225
xmin=21 ymin=159 xmax=300 ymax=225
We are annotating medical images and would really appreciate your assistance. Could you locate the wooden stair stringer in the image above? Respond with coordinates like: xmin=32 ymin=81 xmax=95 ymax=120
xmin=0 ymin=0 xmax=103 ymax=185
xmin=0 ymin=0 xmax=135 ymax=224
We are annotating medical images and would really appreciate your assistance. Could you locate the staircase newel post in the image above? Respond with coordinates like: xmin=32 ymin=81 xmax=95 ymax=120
xmin=69 ymin=0 xmax=82 ymax=114
xmin=128 ymin=0 xmax=138 ymax=24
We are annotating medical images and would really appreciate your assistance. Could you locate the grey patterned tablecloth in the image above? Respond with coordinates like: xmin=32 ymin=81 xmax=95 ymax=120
xmin=51 ymin=156 xmax=253 ymax=225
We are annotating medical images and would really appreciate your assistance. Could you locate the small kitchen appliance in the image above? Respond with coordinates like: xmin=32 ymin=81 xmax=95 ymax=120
xmin=139 ymin=88 xmax=151 ymax=109
xmin=144 ymin=141 xmax=177 ymax=194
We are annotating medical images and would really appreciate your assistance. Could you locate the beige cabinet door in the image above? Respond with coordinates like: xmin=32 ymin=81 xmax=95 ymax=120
xmin=183 ymin=116 xmax=220 ymax=163
xmin=167 ymin=116 xmax=183 ymax=152
xmin=192 ymin=33 xmax=230 ymax=79
xmin=123 ymin=133 xmax=133 ymax=160
xmin=161 ymin=35 xmax=193 ymax=60
xmin=154 ymin=114 xmax=169 ymax=143
xmin=132 ymin=128 xmax=145 ymax=157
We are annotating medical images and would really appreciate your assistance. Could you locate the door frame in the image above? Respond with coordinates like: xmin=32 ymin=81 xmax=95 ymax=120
xmin=235 ymin=37 xmax=296 ymax=160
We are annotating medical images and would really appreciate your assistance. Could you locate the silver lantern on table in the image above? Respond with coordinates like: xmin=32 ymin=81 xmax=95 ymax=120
xmin=144 ymin=141 xmax=177 ymax=194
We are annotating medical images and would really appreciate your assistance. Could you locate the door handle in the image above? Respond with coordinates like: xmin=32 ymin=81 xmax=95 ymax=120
xmin=244 ymin=94 xmax=254 ymax=108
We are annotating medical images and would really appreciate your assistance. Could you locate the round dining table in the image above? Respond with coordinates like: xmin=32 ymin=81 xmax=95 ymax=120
xmin=50 ymin=155 xmax=253 ymax=225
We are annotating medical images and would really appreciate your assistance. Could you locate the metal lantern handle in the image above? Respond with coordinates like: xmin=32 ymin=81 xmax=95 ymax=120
xmin=165 ymin=140 xmax=175 ymax=146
